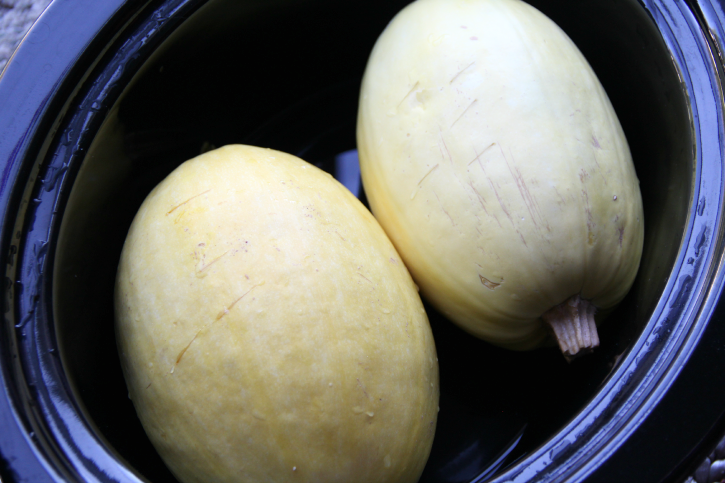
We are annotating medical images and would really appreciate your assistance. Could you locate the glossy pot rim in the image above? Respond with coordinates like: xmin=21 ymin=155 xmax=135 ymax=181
xmin=1 ymin=0 xmax=725 ymax=482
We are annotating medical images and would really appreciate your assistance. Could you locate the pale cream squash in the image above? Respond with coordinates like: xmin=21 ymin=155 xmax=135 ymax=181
xmin=357 ymin=0 xmax=644 ymax=357
xmin=115 ymin=145 xmax=439 ymax=483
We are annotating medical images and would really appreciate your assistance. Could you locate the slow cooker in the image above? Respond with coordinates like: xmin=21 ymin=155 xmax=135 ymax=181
xmin=1 ymin=0 xmax=725 ymax=481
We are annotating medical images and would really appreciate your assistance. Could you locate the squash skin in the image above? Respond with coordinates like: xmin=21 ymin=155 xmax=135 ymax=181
xmin=114 ymin=145 xmax=439 ymax=483
xmin=357 ymin=0 xmax=644 ymax=350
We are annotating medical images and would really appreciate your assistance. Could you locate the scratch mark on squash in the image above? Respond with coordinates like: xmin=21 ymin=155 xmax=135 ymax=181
xmin=616 ymin=217 xmax=624 ymax=247
xmin=174 ymin=332 xmax=200 ymax=368
xmin=581 ymin=189 xmax=595 ymax=245
xmin=167 ymin=189 xmax=211 ymax=215
xmin=468 ymin=182 xmax=487 ymax=206
xmin=197 ymin=250 xmax=229 ymax=274
xmin=398 ymin=81 xmax=420 ymax=109
xmin=418 ymin=164 xmax=440 ymax=186
xmin=451 ymin=168 xmax=469 ymax=194
xmin=170 ymin=281 xmax=264 ymax=374
xmin=487 ymin=178 xmax=513 ymax=224
xmin=517 ymin=230 xmax=528 ymax=247
xmin=357 ymin=378 xmax=370 ymax=399
xmin=468 ymin=143 xmax=495 ymax=165
xmin=451 ymin=99 xmax=478 ymax=128
xmin=450 ymin=62 xmax=475 ymax=84
xmin=469 ymin=181 xmax=501 ymax=227
xmin=553 ymin=186 xmax=567 ymax=207
xmin=591 ymin=153 xmax=608 ymax=185
xmin=591 ymin=135 xmax=601 ymax=149
xmin=216 ymin=282 xmax=265 ymax=321
xmin=439 ymin=129 xmax=454 ymax=165
xmin=357 ymin=273 xmax=374 ymax=284
xmin=469 ymin=145 xmax=514 ymax=227
xmin=433 ymin=190 xmax=456 ymax=226
xmin=503 ymin=148 xmax=550 ymax=232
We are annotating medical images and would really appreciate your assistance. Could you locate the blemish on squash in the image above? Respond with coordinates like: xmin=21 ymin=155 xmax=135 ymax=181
xmin=590 ymin=153 xmax=608 ymax=187
xmin=357 ymin=273 xmax=374 ymax=284
xmin=418 ymin=164 xmax=440 ymax=186
xmin=411 ymin=164 xmax=439 ymax=200
xmin=581 ymin=189 xmax=595 ymax=246
xmin=469 ymin=181 xmax=497 ymax=225
xmin=396 ymin=81 xmax=420 ymax=112
xmin=439 ymin=131 xmax=454 ymax=165
xmin=357 ymin=378 xmax=370 ymax=399
xmin=196 ymin=250 xmax=229 ymax=276
xmin=468 ymin=142 xmax=495 ymax=166
xmin=433 ymin=191 xmax=456 ymax=226
xmin=479 ymin=275 xmax=500 ymax=290
xmin=252 ymin=410 xmax=266 ymax=421
xmin=428 ymin=33 xmax=448 ymax=45
xmin=216 ymin=281 xmax=265 ymax=320
xmin=174 ymin=332 xmax=200 ymax=368
xmin=518 ymin=231 xmax=528 ymax=247
xmin=504 ymin=149 xmax=549 ymax=232
xmin=450 ymin=61 xmax=475 ymax=84
xmin=451 ymin=99 xmax=478 ymax=128
xmin=175 ymin=282 xmax=265 ymax=370
xmin=167 ymin=189 xmax=211 ymax=215
xmin=414 ymin=89 xmax=434 ymax=108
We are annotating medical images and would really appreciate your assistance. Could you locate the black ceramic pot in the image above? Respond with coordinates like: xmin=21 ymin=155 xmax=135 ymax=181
xmin=1 ymin=0 xmax=725 ymax=482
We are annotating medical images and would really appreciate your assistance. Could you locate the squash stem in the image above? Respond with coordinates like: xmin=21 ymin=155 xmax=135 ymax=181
xmin=541 ymin=295 xmax=598 ymax=362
